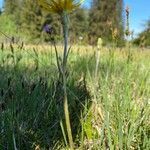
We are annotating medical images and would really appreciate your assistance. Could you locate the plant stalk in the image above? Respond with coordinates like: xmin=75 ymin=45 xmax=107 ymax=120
xmin=62 ymin=11 xmax=69 ymax=69
xmin=61 ymin=11 xmax=74 ymax=149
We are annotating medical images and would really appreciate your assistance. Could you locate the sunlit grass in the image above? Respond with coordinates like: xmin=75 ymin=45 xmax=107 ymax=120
xmin=0 ymin=44 xmax=150 ymax=149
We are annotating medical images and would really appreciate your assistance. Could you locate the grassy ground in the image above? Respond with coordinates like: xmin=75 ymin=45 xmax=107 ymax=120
xmin=0 ymin=43 xmax=150 ymax=149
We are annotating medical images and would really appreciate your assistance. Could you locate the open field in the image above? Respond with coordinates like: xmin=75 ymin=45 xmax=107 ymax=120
xmin=0 ymin=44 xmax=150 ymax=149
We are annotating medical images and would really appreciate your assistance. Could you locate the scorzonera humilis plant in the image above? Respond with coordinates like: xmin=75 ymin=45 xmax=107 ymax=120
xmin=38 ymin=0 xmax=84 ymax=149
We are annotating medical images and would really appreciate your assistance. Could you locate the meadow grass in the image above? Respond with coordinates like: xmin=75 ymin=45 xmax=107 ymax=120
xmin=0 ymin=43 xmax=150 ymax=149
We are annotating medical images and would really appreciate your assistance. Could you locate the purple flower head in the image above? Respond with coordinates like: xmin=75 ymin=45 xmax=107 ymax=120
xmin=43 ymin=24 xmax=53 ymax=34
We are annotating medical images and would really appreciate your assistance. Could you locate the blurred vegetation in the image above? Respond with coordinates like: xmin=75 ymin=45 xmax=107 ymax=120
xmin=1 ymin=0 xmax=150 ymax=47
xmin=88 ymin=0 xmax=125 ymax=46
xmin=133 ymin=19 xmax=150 ymax=47
xmin=0 ymin=14 xmax=17 ymax=35
xmin=1 ymin=0 xmax=89 ymax=44
xmin=1 ymin=0 xmax=126 ymax=45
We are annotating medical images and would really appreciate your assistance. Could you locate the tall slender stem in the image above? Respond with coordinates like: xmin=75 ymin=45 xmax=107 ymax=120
xmin=62 ymin=11 xmax=69 ymax=70
xmin=61 ymin=11 xmax=74 ymax=149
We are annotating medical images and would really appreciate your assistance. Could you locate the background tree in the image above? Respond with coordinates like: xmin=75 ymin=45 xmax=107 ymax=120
xmin=133 ymin=19 xmax=150 ymax=47
xmin=4 ymin=0 xmax=21 ymax=26
xmin=3 ymin=0 xmax=62 ymax=42
xmin=70 ymin=8 xmax=88 ymax=44
xmin=88 ymin=0 xmax=124 ymax=45
xmin=4 ymin=0 xmax=18 ymax=15
xmin=19 ymin=0 xmax=44 ymax=40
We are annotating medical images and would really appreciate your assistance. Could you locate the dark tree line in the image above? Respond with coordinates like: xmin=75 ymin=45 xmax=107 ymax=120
xmin=3 ymin=0 xmax=125 ymax=45
xmin=134 ymin=19 xmax=150 ymax=47
xmin=88 ymin=0 xmax=124 ymax=45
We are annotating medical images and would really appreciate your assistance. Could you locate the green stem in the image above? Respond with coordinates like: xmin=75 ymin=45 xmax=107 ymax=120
xmin=61 ymin=11 xmax=74 ymax=149
xmin=62 ymin=11 xmax=69 ymax=70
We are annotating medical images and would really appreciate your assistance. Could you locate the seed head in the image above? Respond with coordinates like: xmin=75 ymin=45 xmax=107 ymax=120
xmin=97 ymin=38 xmax=103 ymax=49
xmin=125 ymin=6 xmax=130 ymax=16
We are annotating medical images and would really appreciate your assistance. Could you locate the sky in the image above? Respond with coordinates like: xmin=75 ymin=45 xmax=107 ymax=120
xmin=0 ymin=0 xmax=150 ymax=36
xmin=0 ymin=0 xmax=3 ymax=9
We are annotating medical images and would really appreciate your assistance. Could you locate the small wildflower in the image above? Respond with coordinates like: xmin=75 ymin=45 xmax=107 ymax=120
xmin=43 ymin=24 xmax=53 ymax=34
xmin=79 ymin=36 xmax=83 ymax=40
